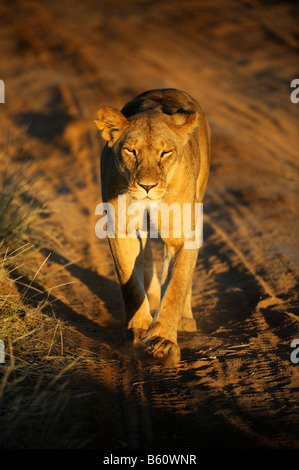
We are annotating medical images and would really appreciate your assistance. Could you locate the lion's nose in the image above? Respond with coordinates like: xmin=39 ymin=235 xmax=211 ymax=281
xmin=138 ymin=183 xmax=158 ymax=193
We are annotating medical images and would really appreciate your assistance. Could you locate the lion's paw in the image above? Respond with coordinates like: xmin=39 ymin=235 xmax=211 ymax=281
xmin=141 ymin=333 xmax=180 ymax=367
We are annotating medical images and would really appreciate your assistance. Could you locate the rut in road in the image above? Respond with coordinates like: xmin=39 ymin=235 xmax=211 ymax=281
xmin=1 ymin=0 xmax=298 ymax=449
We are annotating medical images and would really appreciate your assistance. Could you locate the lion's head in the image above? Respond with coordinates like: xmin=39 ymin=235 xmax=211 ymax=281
xmin=95 ymin=90 xmax=198 ymax=202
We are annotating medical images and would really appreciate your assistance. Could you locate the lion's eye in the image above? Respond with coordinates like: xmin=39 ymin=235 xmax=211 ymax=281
xmin=161 ymin=150 xmax=173 ymax=158
xmin=124 ymin=148 xmax=136 ymax=157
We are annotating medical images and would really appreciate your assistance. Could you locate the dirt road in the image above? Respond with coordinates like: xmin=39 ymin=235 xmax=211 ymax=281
xmin=1 ymin=0 xmax=299 ymax=448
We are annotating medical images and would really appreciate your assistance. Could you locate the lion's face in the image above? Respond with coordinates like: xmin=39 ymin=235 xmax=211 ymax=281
xmin=95 ymin=106 xmax=196 ymax=203
xmin=116 ymin=115 xmax=185 ymax=202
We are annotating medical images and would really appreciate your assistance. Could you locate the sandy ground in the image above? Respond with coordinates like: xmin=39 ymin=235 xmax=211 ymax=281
xmin=1 ymin=0 xmax=299 ymax=449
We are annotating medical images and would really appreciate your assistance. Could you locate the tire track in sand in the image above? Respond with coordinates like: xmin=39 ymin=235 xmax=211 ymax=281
xmin=2 ymin=0 xmax=299 ymax=448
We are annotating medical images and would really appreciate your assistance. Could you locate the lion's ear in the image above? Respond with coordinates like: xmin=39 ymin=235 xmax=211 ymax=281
xmin=173 ymin=109 xmax=196 ymax=129
xmin=95 ymin=107 xmax=128 ymax=147
xmin=171 ymin=109 xmax=197 ymax=143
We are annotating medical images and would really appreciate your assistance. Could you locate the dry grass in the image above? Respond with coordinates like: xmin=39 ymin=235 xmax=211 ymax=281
xmin=0 ymin=146 xmax=94 ymax=448
xmin=0 ymin=151 xmax=47 ymax=252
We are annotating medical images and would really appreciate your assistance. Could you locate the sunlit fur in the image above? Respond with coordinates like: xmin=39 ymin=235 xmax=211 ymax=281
xmin=95 ymin=89 xmax=210 ymax=366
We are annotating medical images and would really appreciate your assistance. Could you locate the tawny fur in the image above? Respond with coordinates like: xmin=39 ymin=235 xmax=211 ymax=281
xmin=95 ymin=89 xmax=211 ymax=366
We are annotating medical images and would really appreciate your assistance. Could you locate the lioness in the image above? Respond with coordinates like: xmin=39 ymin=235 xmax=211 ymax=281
xmin=95 ymin=89 xmax=210 ymax=366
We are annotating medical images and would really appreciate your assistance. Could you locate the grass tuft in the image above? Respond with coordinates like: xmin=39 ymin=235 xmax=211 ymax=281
xmin=0 ymin=150 xmax=49 ymax=254
xmin=0 ymin=143 xmax=92 ymax=448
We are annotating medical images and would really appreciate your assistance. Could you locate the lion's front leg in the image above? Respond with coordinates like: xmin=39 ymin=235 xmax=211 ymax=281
xmin=142 ymin=244 xmax=199 ymax=366
xmin=108 ymin=235 xmax=153 ymax=346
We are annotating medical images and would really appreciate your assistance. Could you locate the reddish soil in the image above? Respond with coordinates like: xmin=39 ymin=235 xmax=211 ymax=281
xmin=1 ymin=0 xmax=298 ymax=449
